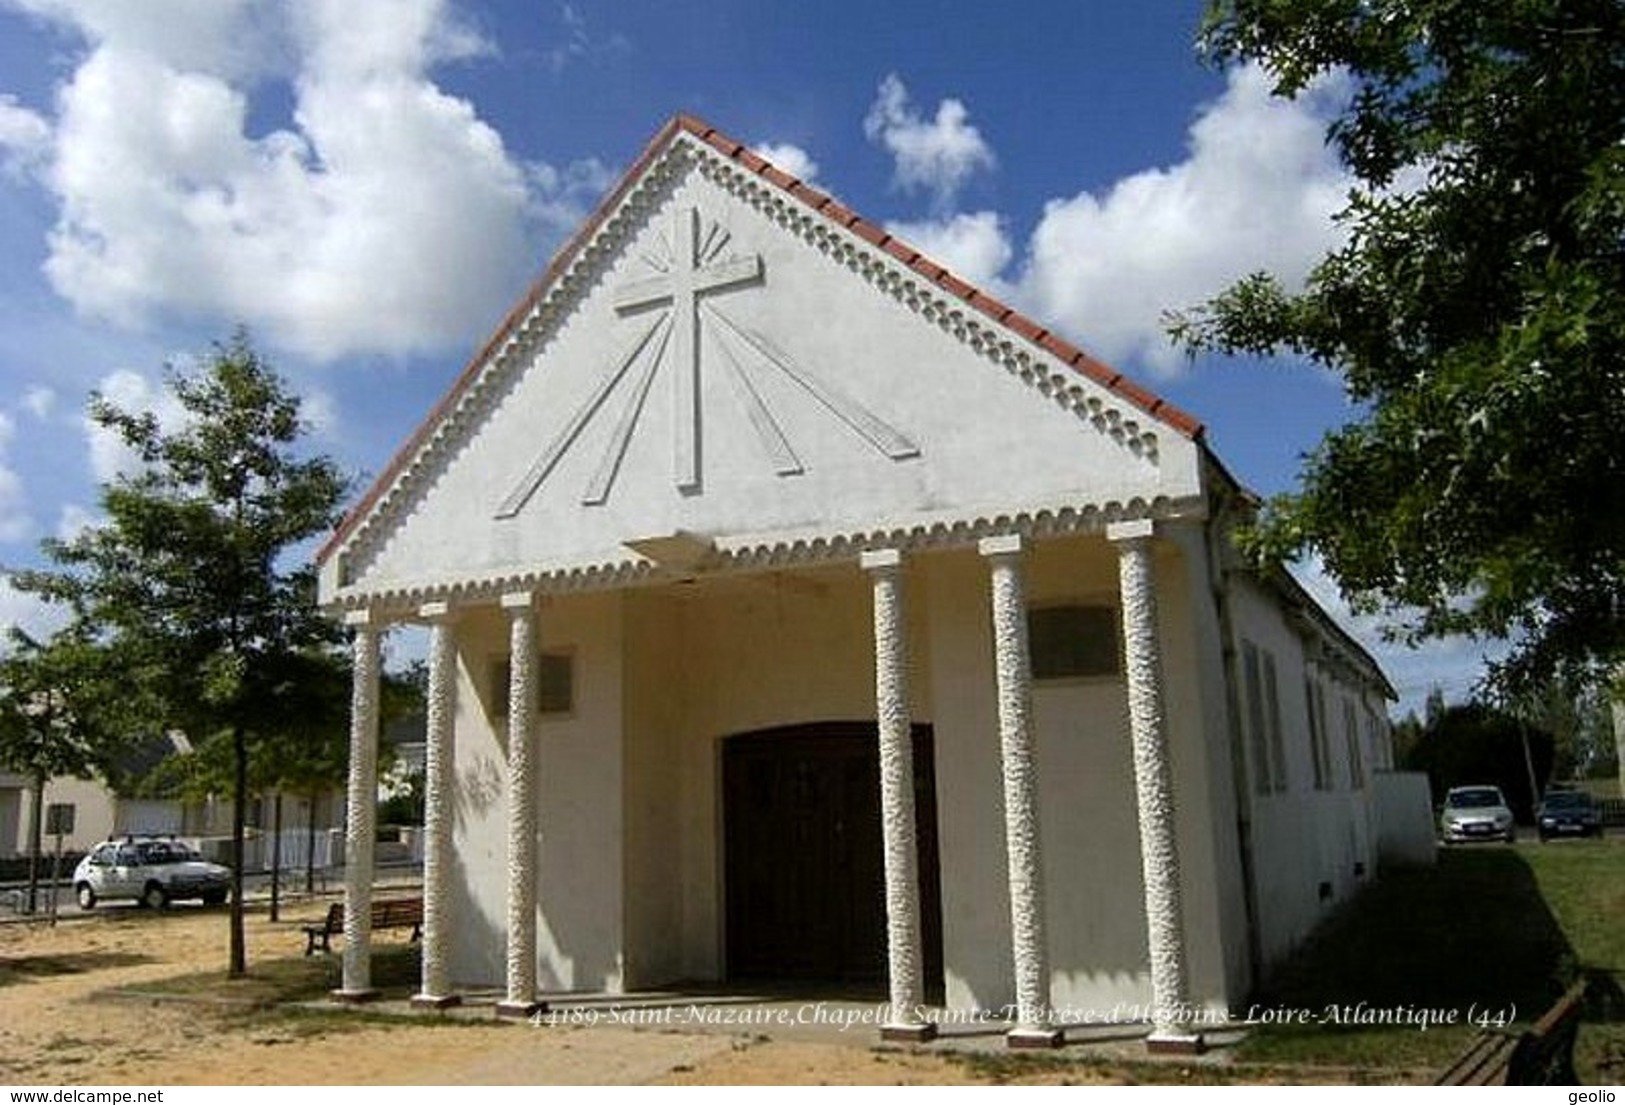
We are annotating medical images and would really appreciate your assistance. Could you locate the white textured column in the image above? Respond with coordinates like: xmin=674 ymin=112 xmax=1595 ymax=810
xmin=979 ymin=535 xmax=1061 ymax=1048
xmin=497 ymin=591 xmax=545 ymax=1018
xmin=334 ymin=609 xmax=382 ymax=1002
xmin=862 ymin=549 xmax=936 ymax=1043
xmin=1109 ymin=520 xmax=1201 ymax=1053
xmin=413 ymin=602 xmax=460 ymax=1009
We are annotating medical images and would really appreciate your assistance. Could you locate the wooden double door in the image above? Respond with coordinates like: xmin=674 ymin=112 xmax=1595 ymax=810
xmin=722 ymin=722 xmax=943 ymax=995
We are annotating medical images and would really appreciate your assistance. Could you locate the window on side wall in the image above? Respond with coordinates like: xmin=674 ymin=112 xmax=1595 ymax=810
xmin=1307 ymin=677 xmax=1333 ymax=790
xmin=1242 ymin=642 xmax=1289 ymax=795
xmin=1343 ymin=698 xmax=1365 ymax=789
xmin=1263 ymin=652 xmax=1288 ymax=791
xmin=1242 ymin=640 xmax=1271 ymax=795
xmin=1028 ymin=605 xmax=1120 ymax=681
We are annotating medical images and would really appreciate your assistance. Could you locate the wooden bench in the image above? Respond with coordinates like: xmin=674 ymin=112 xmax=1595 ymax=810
xmin=1436 ymin=979 xmax=1587 ymax=1085
xmin=302 ymin=897 xmax=424 ymax=956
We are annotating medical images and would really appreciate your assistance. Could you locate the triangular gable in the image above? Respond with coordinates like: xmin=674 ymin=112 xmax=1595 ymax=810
xmin=318 ymin=115 xmax=1208 ymax=607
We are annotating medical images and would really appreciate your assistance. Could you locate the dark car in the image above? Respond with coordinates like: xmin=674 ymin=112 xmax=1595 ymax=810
xmin=1536 ymin=790 xmax=1601 ymax=841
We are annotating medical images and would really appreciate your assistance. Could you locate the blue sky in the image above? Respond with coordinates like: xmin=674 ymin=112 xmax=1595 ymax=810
xmin=0 ymin=0 xmax=1494 ymax=714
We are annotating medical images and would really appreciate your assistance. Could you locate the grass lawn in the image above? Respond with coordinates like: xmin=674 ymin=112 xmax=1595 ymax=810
xmin=1239 ymin=838 xmax=1623 ymax=1083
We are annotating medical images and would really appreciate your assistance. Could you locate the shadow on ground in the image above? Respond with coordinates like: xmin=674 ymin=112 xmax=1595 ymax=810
xmin=0 ymin=950 xmax=153 ymax=987
xmin=1257 ymin=848 xmax=1571 ymax=1015
xmin=1242 ymin=845 xmax=1621 ymax=1080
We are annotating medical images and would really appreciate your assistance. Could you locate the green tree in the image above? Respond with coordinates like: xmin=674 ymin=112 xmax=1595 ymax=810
xmin=1401 ymin=701 xmax=1555 ymax=822
xmin=0 ymin=626 xmax=130 ymax=912
xmin=1172 ymin=0 xmax=1625 ymax=696
xmin=16 ymin=334 xmax=348 ymax=976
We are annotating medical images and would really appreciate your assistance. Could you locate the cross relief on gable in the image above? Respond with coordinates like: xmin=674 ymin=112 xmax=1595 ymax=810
xmin=496 ymin=205 xmax=920 ymax=519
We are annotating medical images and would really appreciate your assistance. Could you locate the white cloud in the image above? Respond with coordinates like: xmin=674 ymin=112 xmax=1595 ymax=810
xmin=0 ymin=573 xmax=68 ymax=646
xmin=864 ymin=73 xmax=995 ymax=211
xmin=1016 ymin=64 xmax=1351 ymax=376
xmin=81 ymin=368 xmax=189 ymax=483
xmin=0 ymin=93 xmax=51 ymax=179
xmin=542 ymin=2 xmax=629 ymax=74
xmin=0 ymin=465 xmax=27 ymax=542
xmin=56 ymin=502 xmax=95 ymax=540
xmin=754 ymin=142 xmax=819 ymax=184
xmin=8 ymin=0 xmax=286 ymax=79
xmin=21 ymin=386 xmax=56 ymax=420
xmin=0 ymin=412 xmax=31 ymax=542
xmin=10 ymin=0 xmax=580 ymax=361
xmin=297 ymin=384 xmax=338 ymax=439
xmin=885 ymin=211 xmax=1013 ymax=289
xmin=525 ymin=156 xmax=618 ymax=238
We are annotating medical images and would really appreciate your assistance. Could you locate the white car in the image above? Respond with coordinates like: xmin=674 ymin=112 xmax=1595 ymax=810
xmin=1440 ymin=785 xmax=1517 ymax=844
xmin=73 ymin=837 xmax=232 ymax=909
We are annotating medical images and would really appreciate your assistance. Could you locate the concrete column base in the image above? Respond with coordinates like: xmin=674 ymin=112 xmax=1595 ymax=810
xmin=495 ymin=1000 xmax=548 ymax=1019
xmin=328 ymin=988 xmax=380 ymax=1005
xmin=411 ymin=993 xmax=463 ymax=1010
xmin=1006 ymin=1026 xmax=1065 ymax=1049
xmin=1145 ymin=1031 xmax=1205 ymax=1055
xmin=879 ymin=1021 xmax=939 ymax=1043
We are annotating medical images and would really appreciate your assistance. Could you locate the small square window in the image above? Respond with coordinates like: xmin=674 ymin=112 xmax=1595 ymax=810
xmin=1028 ymin=605 xmax=1119 ymax=680
xmin=539 ymin=652 xmax=573 ymax=715
xmin=489 ymin=652 xmax=575 ymax=717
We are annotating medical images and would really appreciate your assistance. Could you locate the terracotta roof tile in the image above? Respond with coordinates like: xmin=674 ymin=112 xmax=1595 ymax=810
xmin=760 ymin=163 xmax=798 ymax=190
xmin=1004 ymin=313 xmax=1047 ymax=344
xmin=819 ymin=199 xmax=859 ymax=226
xmin=789 ymin=181 xmax=828 ymax=207
xmin=936 ymin=270 xmax=975 ymax=300
xmin=968 ymin=292 xmax=1012 ymax=323
xmin=882 ymin=238 xmax=919 ymax=265
xmin=849 ymin=219 xmax=888 ymax=247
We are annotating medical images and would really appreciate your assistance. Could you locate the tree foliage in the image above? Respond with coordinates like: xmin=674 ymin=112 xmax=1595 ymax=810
xmin=0 ymin=627 xmax=118 ymax=784
xmin=1400 ymin=701 xmax=1555 ymax=822
xmin=15 ymin=333 xmax=348 ymax=974
xmin=0 ymin=625 xmax=134 ymax=909
xmin=1172 ymin=0 xmax=1625 ymax=695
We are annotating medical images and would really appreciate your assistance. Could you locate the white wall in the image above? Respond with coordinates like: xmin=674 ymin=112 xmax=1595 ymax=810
xmin=1373 ymin=771 xmax=1438 ymax=867
xmin=13 ymin=777 xmax=118 ymax=855
xmin=448 ymin=592 xmax=625 ymax=994
xmin=1225 ymin=572 xmax=1385 ymax=972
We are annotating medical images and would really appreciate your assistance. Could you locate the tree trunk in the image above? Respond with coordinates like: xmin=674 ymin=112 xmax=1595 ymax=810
xmin=269 ymin=790 xmax=283 ymax=923
xmin=229 ymin=723 xmax=248 ymax=978
xmin=304 ymin=791 xmax=317 ymax=896
xmin=25 ymin=772 xmax=44 ymax=915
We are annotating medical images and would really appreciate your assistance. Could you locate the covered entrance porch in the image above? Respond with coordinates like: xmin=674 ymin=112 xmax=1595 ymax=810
xmin=330 ymin=524 xmax=1209 ymax=1049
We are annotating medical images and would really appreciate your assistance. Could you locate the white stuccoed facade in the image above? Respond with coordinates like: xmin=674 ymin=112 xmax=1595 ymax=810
xmin=316 ymin=116 xmax=1405 ymax=1047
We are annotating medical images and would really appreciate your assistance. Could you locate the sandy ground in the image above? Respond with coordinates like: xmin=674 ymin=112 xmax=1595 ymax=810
xmin=0 ymin=901 xmax=1127 ymax=1086
xmin=0 ymin=899 xmax=1352 ymax=1086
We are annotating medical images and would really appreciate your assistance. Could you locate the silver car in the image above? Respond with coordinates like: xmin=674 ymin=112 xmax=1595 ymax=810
xmin=1440 ymin=785 xmax=1516 ymax=844
xmin=73 ymin=836 xmax=232 ymax=909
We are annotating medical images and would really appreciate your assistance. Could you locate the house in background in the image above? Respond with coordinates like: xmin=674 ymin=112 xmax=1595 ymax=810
xmin=0 ymin=733 xmax=190 ymax=858
xmin=315 ymin=115 xmax=1424 ymax=1049
xmin=0 ymin=726 xmax=349 ymax=873
xmin=0 ymin=771 xmax=119 ymax=857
